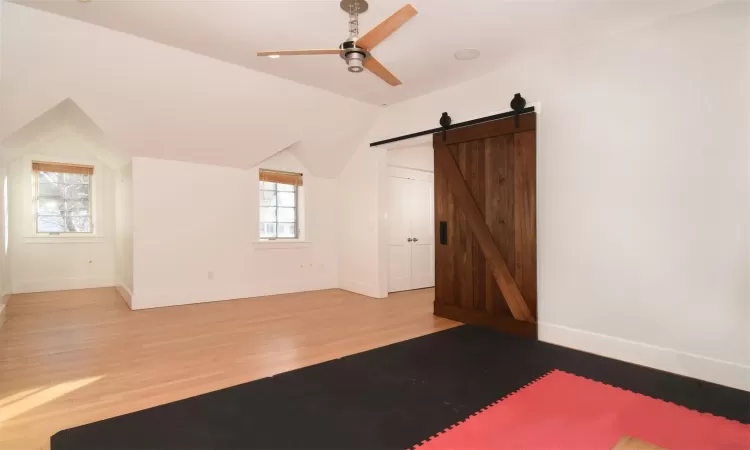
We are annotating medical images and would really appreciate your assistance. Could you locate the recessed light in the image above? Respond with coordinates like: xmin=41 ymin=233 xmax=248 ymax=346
xmin=454 ymin=49 xmax=480 ymax=61
xmin=268 ymin=54 xmax=281 ymax=59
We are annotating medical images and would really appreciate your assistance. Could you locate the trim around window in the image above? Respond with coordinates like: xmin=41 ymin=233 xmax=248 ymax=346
xmin=33 ymin=162 xmax=94 ymax=235
xmin=259 ymin=169 xmax=302 ymax=240
xmin=23 ymin=236 xmax=105 ymax=244
xmin=21 ymin=155 xmax=104 ymax=240
xmin=253 ymin=240 xmax=311 ymax=250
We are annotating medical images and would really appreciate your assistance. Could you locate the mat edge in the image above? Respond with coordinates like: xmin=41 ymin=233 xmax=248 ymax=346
xmin=410 ymin=368 xmax=749 ymax=450
xmin=411 ymin=369 xmax=560 ymax=450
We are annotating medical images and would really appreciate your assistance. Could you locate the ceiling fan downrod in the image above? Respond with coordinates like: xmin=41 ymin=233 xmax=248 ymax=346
xmin=340 ymin=0 xmax=370 ymax=73
xmin=348 ymin=0 xmax=360 ymax=40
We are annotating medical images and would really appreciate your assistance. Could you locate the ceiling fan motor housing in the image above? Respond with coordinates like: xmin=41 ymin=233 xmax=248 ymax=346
xmin=340 ymin=40 xmax=369 ymax=73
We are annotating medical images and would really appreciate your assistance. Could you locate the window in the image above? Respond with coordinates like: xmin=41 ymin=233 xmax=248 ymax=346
xmin=259 ymin=169 xmax=302 ymax=240
xmin=33 ymin=161 xmax=93 ymax=233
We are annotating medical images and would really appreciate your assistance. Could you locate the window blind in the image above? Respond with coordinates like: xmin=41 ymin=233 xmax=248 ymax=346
xmin=32 ymin=161 xmax=95 ymax=175
xmin=259 ymin=169 xmax=303 ymax=186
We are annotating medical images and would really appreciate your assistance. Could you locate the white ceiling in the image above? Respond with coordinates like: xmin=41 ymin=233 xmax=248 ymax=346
xmin=9 ymin=0 xmax=720 ymax=105
xmin=1 ymin=3 xmax=382 ymax=177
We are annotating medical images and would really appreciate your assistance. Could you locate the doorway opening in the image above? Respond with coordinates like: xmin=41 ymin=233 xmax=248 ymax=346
xmin=386 ymin=147 xmax=435 ymax=293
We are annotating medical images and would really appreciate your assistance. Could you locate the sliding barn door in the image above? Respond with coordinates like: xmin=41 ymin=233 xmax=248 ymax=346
xmin=433 ymin=113 xmax=537 ymax=338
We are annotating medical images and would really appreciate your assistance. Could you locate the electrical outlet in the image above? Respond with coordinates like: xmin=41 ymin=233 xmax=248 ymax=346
xmin=207 ymin=271 xmax=214 ymax=280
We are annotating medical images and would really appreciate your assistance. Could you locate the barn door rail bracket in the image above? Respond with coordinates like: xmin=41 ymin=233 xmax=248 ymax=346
xmin=369 ymin=94 xmax=534 ymax=147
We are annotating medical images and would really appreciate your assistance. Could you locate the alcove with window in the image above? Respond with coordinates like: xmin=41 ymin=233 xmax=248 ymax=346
xmin=2 ymin=108 xmax=124 ymax=294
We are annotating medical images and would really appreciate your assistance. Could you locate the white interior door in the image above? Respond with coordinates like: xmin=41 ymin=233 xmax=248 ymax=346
xmin=388 ymin=169 xmax=435 ymax=293
xmin=388 ymin=176 xmax=412 ymax=293
xmin=409 ymin=179 xmax=435 ymax=290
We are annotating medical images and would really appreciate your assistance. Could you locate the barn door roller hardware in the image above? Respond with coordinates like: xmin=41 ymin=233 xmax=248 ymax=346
xmin=439 ymin=112 xmax=452 ymax=142
xmin=369 ymin=93 xmax=534 ymax=147
xmin=510 ymin=93 xmax=526 ymax=128
xmin=437 ymin=93 xmax=528 ymax=141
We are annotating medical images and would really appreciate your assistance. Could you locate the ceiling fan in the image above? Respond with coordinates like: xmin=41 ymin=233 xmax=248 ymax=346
xmin=257 ymin=1 xmax=417 ymax=86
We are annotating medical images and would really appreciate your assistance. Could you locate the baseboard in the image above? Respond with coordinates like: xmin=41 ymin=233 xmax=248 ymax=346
xmin=131 ymin=283 xmax=338 ymax=310
xmin=339 ymin=280 xmax=381 ymax=298
xmin=539 ymin=322 xmax=750 ymax=392
xmin=14 ymin=277 xmax=115 ymax=294
xmin=252 ymin=277 xmax=338 ymax=299
xmin=0 ymin=303 xmax=6 ymax=331
xmin=115 ymin=284 xmax=133 ymax=309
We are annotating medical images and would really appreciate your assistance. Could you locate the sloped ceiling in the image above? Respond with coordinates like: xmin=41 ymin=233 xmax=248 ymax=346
xmin=1 ymin=98 xmax=128 ymax=168
xmin=8 ymin=0 xmax=721 ymax=105
xmin=0 ymin=3 xmax=380 ymax=177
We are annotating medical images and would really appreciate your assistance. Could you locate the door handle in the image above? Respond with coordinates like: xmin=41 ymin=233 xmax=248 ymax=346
xmin=407 ymin=238 xmax=413 ymax=242
xmin=413 ymin=238 xmax=419 ymax=242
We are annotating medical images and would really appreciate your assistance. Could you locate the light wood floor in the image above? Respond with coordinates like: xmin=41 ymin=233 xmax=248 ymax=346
xmin=0 ymin=287 xmax=457 ymax=450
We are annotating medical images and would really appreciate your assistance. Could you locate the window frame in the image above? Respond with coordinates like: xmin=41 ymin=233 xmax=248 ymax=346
xmin=23 ymin=156 xmax=100 ymax=241
xmin=33 ymin=167 xmax=94 ymax=235
xmin=259 ymin=181 xmax=299 ymax=240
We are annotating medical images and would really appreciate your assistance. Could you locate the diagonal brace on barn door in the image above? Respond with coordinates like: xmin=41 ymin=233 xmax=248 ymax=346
xmin=434 ymin=140 xmax=535 ymax=323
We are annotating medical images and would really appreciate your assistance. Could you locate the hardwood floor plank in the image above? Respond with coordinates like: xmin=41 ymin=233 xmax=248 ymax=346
xmin=0 ymin=287 xmax=456 ymax=450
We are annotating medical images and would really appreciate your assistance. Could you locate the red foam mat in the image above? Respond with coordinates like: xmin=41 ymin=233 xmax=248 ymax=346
xmin=414 ymin=370 xmax=750 ymax=450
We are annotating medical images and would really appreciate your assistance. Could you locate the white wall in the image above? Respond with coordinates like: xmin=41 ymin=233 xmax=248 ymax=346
xmin=130 ymin=151 xmax=339 ymax=309
xmin=115 ymin=162 xmax=133 ymax=305
xmin=0 ymin=165 xmax=9 ymax=326
xmin=338 ymin=143 xmax=389 ymax=298
xmin=387 ymin=145 xmax=434 ymax=172
xmin=0 ymin=0 xmax=9 ymax=326
xmin=6 ymin=127 xmax=117 ymax=293
xmin=373 ymin=2 xmax=750 ymax=390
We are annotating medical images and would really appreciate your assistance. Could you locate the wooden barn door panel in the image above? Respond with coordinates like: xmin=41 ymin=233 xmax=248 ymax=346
xmin=483 ymin=134 xmax=515 ymax=318
xmin=452 ymin=142 xmax=474 ymax=311
xmin=433 ymin=113 xmax=537 ymax=338
xmin=513 ymin=130 xmax=537 ymax=317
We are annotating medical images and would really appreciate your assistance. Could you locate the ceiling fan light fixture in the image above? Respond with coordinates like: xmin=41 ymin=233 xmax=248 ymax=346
xmin=346 ymin=52 xmax=366 ymax=73
xmin=267 ymin=54 xmax=281 ymax=59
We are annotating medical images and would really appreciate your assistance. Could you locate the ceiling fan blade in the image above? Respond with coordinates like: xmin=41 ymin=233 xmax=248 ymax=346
xmin=257 ymin=49 xmax=342 ymax=56
xmin=364 ymin=57 xmax=402 ymax=86
xmin=356 ymin=4 xmax=417 ymax=51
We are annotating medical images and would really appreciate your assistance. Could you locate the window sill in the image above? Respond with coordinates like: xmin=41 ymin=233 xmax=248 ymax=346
xmin=24 ymin=236 xmax=105 ymax=244
xmin=253 ymin=240 xmax=311 ymax=250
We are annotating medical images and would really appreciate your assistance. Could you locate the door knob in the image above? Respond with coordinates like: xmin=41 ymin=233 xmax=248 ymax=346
xmin=407 ymin=238 xmax=413 ymax=242
xmin=413 ymin=238 xmax=419 ymax=242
